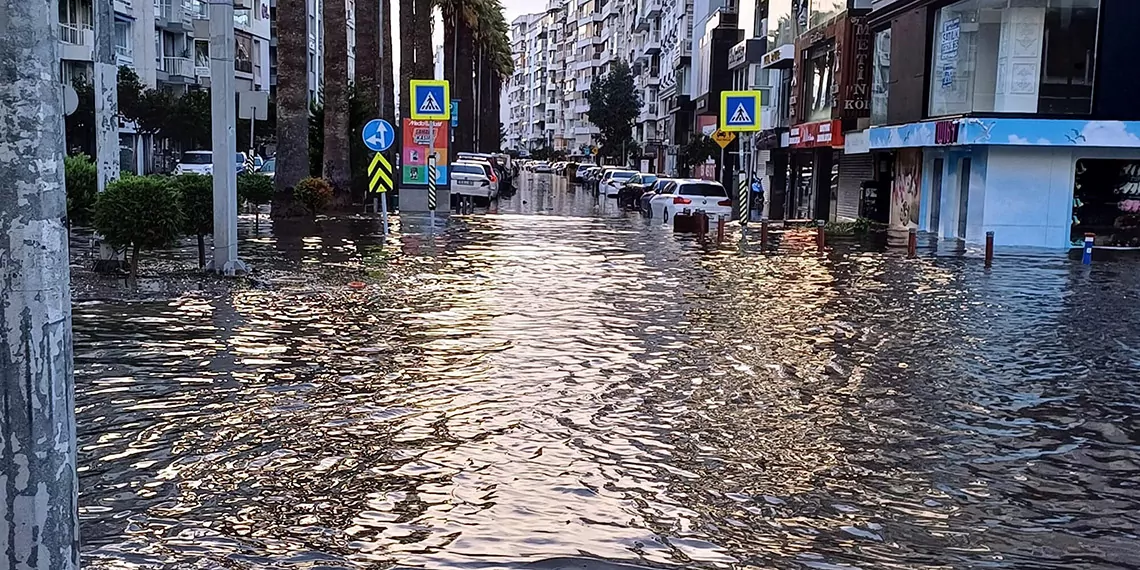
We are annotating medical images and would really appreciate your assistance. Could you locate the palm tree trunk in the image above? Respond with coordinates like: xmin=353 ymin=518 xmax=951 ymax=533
xmin=357 ymin=0 xmax=380 ymax=112
xmin=414 ymin=0 xmax=434 ymax=79
xmin=455 ymin=19 xmax=475 ymax=153
xmin=399 ymin=0 xmax=415 ymax=120
xmin=323 ymin=0 xmax=351 ymax=207
xmin=273 ymin=0 xmax=309 ymax=216
xmin=380 ymin=0 xmax=396 ymax=124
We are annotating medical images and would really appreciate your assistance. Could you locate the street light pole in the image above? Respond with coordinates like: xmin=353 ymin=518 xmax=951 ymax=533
xmin=95 ymin=0 xmax=123 ymax=266
xmin=208 ymin=0 xmax=247 ymax=275
xmin=0 ymin=3 xmax=81 ymax=569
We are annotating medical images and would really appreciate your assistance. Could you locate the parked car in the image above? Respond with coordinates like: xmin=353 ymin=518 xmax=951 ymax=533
xmin=648 ymin=179 xmax=733 ymax=223
xmin=618 ymin=172 xmax=659 ymax=209
xmin=455 ymin=158 xmax=500 ymax=196
xmin=258 ymin=157 xmax=276 ymax=179
xmin=450 ymin=161 xmax=494 ymax=200
xmin=173 ymin=150 xmax=215 ymax=175
xmin=534 ymin=161 xmax=553 ymax=173
xmin=640 ymin=178 xmax=673 ymax=215
xmin=599 ymin=169 xmax=638 ymax=197
xmin=574 ymin=163 xmax=595 ymax=183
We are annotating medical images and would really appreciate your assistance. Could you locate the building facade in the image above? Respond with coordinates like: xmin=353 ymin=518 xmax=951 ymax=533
xmin=855 ymin=0 xmax=1140 ymax=249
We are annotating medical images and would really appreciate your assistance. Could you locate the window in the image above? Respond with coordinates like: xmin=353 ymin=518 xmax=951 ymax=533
xmin=1072 ymin=160 xmax=1140 ymax=246
xmin=928 ymin=0 xmax=1099 ymax=117
xmin=114 ymin=21 xmax=131 ymax=56
xmin=803 ymin=41 xmax=835 ymax=123
xmin=808 ymin=0 xmax=844 ymax=31
xmin=871 ymin=28 xmax=890 ymax=125
xmin=679 ymin=183 xmax=728 ymax=197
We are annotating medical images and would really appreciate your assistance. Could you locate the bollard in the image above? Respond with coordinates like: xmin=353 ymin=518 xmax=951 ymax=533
xmin=907 ymin=227 xmax=918 ymax=258
xmin=816 ymin=220 xmax=826 ymax=252
xmin=985 ymin=231 xmax=994 ymax=267
xmin=760 ymin=218 xmax=769 ymax=252
xmin=695 ymin=212 xmax=706 ymax=242
xmin=1082 ymin=233 xmax=1094 ymax=265
xmin=717 ymin=215 xmax=726 ymax=243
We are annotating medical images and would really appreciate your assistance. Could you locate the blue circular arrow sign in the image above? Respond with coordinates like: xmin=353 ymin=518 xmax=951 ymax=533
xmin=362 ymin=118 xmax=395 ymax=152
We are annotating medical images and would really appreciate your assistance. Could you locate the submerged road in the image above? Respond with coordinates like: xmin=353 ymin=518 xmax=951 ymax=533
xmin=74 ymin=173 xmax=1140 ymax=569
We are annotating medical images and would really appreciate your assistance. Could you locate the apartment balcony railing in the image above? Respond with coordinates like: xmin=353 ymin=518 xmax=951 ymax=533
xmin=59 ymin=22 xmax=92 ymax=46
xmin=161 ymin=56 xmax=193 ymax=77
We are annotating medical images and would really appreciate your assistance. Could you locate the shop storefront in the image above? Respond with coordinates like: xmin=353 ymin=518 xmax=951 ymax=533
xmin=869 ymin=118 xmax=1140 ymax=249
xmin=788 ymin=120 xmax=844 ymax=220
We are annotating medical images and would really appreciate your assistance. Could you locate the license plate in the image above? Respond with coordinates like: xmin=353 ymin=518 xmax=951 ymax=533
xmin=457 ymin=180 xmax=473 ymax=185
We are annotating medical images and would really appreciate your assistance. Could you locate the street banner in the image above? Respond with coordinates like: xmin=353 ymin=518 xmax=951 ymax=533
xmin=401 ymin=119 xmax=449 ymax=186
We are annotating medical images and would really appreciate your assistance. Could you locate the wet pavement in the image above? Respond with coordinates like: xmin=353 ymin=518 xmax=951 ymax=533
xmin=74 ymin=174 xmax=1140 ymax=569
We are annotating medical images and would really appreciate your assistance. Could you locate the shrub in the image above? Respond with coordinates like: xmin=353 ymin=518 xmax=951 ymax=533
xmin=294 ymin=177 xmax=333 ymax=214
xmin=65 ymin=154 xmax=98 ymax=227
xmin=239 ymin=172 xmax=275 ymax=231
xmin=93 ymin=175 xmax=183 ymax=281
xmin=172 ymin=174 xmax=213 ymax=268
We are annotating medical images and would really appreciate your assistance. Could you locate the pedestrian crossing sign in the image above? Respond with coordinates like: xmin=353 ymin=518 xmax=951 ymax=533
xmin=410 ymin=80 xmax=451 ymax=121
xmin=719 ymin=90 xmax=762 ymax=132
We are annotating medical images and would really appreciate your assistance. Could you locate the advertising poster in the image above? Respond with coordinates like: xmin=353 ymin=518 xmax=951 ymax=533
xmin=891 ymin=148 xmax=922 ymax=230
xmin=940 ymin=17 xmax=960 ymax=87
xmin=401 ymin=119 xmax=450 ymax=185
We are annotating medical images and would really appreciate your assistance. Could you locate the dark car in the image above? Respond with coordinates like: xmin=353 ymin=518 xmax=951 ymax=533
xmin=640 ymin=178 xmax=673 ymax=215
xmin=618 ymin=173 xmax=660 ymax=209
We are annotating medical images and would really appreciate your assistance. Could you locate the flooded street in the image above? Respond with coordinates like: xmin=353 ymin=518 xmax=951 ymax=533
xmin=75 ymin=175 xmax=1140 ymax=569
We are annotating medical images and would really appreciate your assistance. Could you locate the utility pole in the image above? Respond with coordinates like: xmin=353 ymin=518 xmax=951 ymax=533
xmin=208 ymin=0 xmax=248 ymax=275
xmin=95 ymin=0 xmax=123 ymax=267
xmin=0 ymin=2 xmax=81 ymax=569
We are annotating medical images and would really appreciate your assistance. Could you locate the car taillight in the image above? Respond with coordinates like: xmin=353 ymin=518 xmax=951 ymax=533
xmin=489 ymin=172 xmax=497 ymax=182
xmin=718 ymin=199 xmax=732 ymax=206
xmin=673 ymin=197 xmax=691 ymax=204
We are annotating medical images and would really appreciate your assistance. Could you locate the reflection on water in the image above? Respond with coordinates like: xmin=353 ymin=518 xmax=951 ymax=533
xmin=75 ymin=177 xmax=1140 ymax=569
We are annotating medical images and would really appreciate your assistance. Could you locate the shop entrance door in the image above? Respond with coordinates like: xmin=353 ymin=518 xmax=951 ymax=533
xmin=957 ymin=158 xmax=971 ymax=239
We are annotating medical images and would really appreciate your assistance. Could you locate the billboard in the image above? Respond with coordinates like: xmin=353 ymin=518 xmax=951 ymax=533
xmin=401 ymin=119 xmax=449 ymax=185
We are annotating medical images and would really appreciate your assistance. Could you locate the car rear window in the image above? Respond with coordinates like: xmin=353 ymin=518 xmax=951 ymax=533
xmin=679 ymin=182 xmax=727 ymax=197
xmin=612 ymin=171 xmax=636 ymax=180
xmin=452 ymin=164 xmax=485 ymax=176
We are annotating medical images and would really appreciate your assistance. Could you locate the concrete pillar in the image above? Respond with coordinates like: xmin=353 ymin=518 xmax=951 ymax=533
xmin=93 ymin=0 xmax=120 ymax=190
xmin=0 ymin=2 xmax=82 ymax=569
xmin=208 ymin=0 xmax=247 ymax=275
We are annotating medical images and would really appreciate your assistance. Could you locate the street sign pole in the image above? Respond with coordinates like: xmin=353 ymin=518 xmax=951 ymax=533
xmin=428 ymin=121 xmax=437 ymax=232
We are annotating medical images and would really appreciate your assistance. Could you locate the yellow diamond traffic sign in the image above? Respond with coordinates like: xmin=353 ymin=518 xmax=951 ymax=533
xmin=712 ymin=129 xmax=736 ymax=148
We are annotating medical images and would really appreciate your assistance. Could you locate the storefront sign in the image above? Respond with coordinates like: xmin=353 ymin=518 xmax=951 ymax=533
xmin=934 ymin=120 xmax=959 ymax=145
xmin=844 ymin=129 xmax=870 ymax=154
xmin=762 ymin=44 xmax=794 ymax=68
xmin=841 ymin=17 xmax=872 ymax=118
xmin=789 ymin=120 xmax=845 ymax=148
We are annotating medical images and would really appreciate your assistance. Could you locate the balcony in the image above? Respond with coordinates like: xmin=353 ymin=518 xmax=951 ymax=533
xmin=155 ymin=0 xmax=194 ymax=32
xmin=114 ymin=0 xmax=133 ymax=14
xmin=59 ymin=23 xmax=95 ymax=61
xmin=115 ymin=44 xmax=133 ymax=65
xmin=157 ymin=56 xmax=194 ymax=84
xmin=235 ymin=59 xmax=254 ymax=74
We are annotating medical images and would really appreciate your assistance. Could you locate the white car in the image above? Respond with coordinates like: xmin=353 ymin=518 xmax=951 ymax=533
xmin=599 ymin=169 xmax=637 ymax=197
xmin=533 ymin=161 xmax=553 ymax=173
xmin=450 ymin=162 xmax=494 ymax=199
xmin=455 ymin=158 xmax=500 ymax=195
xmin=173 ymin=150 xmax=215 ymax=175
xmin=648 ymin=179 xmax=733 ymax=223
xmin=257 ymin=157 xmax=275 ymax=179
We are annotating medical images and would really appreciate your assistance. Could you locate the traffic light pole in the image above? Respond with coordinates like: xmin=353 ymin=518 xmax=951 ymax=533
xmin=0 ymin=4 xmax=81 ymax=568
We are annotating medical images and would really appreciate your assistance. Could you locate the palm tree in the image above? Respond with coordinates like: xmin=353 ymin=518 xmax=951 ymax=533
xmin=273 ymin=0 xmax=309 ymax=216
xmin=401 ymin=0 xmax=435 ymax=120
xmin=437 ymin=0 xmax=479 ymax=153
xmin=323 ymin=0 xmax=351 ymax=204
xmin=380 ymin=0 xmax=396 ymax=124
xmin=471 ymin=0 xmax=511 ymax=152
xmin=357 ymin=0 xmax=380 ymax=112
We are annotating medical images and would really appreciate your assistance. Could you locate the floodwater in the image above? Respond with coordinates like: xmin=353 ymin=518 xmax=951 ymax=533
xmin=74 ymin=174 xmax=1140 ymax=569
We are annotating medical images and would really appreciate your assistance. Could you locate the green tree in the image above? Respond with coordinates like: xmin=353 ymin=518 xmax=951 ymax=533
xmin=587 ymin=60 xmax=641 ymax=165
xmin=678 ymin=134 xmax=719 ymax=178
xmin=238 ymin=173 xmax=274 ymax=231
xmin=172 ymin=174 xmax=213 ymax=269
xmin=64 ymin=154 xmax=98 ymax=227
xmin=94 ymin=175 xmax=183 ymax=281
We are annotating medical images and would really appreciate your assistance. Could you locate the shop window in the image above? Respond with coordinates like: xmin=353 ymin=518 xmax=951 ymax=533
xmin=1072 ymin=160 xmax=1140 ymax=247
xmin=803 ymin=41 xmax=835 ymax=123
xmin=871 ymin=27 xmax=890 ymax=125
xmin=928 ymin=0 xmax=1099 ymax=118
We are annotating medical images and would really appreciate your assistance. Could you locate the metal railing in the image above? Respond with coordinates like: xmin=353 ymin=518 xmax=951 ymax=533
xmin=162 ymin=56 xmax=192 ymax=77
xmin=59 ymin=22 xmax=92 ymax=45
